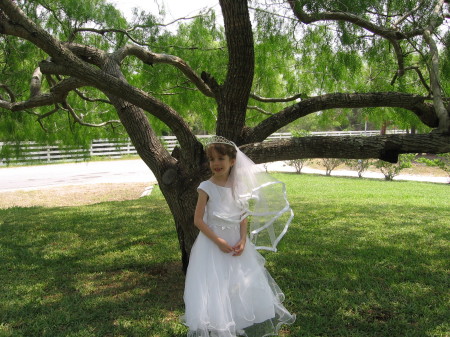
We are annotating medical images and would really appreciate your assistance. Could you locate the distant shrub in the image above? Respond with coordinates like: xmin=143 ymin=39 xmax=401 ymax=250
xmin=375 ymin=154 xmax=415 ymax=181
xmin=286 ymin=159 xmax=308 ymax=174
xmin=417 ymin=153 xmax=450 ymax=183
xmin=320 ymin=158 xmax=343 ymax=176
xmin=345 ymin=159 xmax=373 ymax=178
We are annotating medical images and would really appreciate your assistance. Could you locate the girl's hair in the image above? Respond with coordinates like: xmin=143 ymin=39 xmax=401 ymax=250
xmin=206 ymin=143 xmax=237 ymax=160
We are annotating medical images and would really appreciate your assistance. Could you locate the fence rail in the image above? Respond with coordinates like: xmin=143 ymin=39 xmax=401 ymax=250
xmin=0 ymin=131 xmax=406 ymax=166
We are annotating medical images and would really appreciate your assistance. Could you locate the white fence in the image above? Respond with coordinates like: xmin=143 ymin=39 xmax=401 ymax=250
xmin=0 ymin=131 xmax=405 ymax=166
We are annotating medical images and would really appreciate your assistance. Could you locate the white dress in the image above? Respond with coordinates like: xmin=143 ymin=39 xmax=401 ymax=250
xmin=183 ymin=180 xmax=295 ymax=337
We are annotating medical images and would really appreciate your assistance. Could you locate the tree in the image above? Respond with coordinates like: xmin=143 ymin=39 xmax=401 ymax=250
xmin=1 ymin=0 xmax=449 ymax=271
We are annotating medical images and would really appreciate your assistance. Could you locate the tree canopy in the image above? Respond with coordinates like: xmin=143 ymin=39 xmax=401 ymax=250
xmin=1 ymin=0 xmax=449 ymax=269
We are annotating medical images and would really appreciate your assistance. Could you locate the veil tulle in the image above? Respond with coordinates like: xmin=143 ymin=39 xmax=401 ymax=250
xmin=205 ymin=136 xmax=294 ymax=252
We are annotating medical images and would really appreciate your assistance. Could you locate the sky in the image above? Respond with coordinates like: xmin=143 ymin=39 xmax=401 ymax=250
xmin=109 ymin=0 xmax=220 ymax=23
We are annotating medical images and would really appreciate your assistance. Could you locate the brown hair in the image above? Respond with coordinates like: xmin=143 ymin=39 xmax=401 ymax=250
xmin=206 ymin=143 xmax=237 ymax=160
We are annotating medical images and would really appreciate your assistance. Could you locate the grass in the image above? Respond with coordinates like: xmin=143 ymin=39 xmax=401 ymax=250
xmin=0 ymin=174 xmax=449 ymax=337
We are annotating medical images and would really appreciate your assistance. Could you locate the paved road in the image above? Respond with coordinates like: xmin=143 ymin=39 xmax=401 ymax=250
xmin=0 ymin=160 xmax=156 ymax=192
xmin=0 ymin=159 xmax=447 ymax=193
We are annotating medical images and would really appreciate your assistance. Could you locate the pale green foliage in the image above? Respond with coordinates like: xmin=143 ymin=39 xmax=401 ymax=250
xmin=0 ymin=0 xmax=130 ymax=145
xmin=375 ymin=153 xmax=415 ymax=180
xmin=417 ymin=153 xmax=450 ymax=180
xmin=0 ymin=0 xmax=448 ymax=147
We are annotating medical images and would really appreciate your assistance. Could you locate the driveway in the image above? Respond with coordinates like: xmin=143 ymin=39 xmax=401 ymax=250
xmin=0 ymin=160 xmax=156 ymax=192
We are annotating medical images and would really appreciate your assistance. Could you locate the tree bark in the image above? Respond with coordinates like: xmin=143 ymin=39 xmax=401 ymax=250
xmin=216 ymin=0 xmax=254 ymax=142
xmin=242 ymin=133 xmax=450 ymax=164
xmin=247 ymin=92 xmax=439 ymax=143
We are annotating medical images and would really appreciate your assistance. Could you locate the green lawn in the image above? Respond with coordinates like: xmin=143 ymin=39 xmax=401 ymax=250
xmin=0 ymin=174 xmax=449 ymax=337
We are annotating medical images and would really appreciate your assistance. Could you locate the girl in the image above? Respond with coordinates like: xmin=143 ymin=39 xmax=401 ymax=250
xmin=182 ymin=136 xmax=295 ymax=337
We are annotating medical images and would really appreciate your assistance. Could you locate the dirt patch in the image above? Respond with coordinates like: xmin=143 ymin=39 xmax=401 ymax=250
xmin=0 ymin=182 xmax=152 ymax=209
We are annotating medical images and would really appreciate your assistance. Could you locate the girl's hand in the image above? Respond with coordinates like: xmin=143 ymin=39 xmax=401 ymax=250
xmin=216 ymin=237 xmax=234 ymax=254
xmin=232 ymin=238 xmax=246 ymax=256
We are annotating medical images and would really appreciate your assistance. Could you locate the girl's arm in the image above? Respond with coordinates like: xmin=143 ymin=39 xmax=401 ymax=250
xmin=232 ymin=217 xmax=248 ymax=256
xmin=194 ymin=189 xmax=234 ymax=254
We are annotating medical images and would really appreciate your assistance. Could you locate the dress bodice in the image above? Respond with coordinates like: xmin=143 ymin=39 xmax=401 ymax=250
xmin=198 ymin=180 xmax=243 ymax=229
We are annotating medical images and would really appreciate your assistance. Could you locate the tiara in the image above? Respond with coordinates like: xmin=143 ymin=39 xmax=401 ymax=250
xmin=202 ymin=135 xmax=236 ymax=148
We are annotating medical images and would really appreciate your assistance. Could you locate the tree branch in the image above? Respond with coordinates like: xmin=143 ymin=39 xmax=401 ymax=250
xmin=391 ymin=66 xmax=431 ymax=94
xmin=1 ymin=77 xmax=86 ymax=111
xmin=247 ymin=92 xmax=438 ymax=142
xmin=116 ymin=45 xmax=214 ymax=98
xmin=249 ymin=92 xmax=305 ymax=103
xmin=70 ymin=26 xmax=226 ymax=52
xmin=392 ymin=1 xmax=425 ymax=28
xmin=29 ymin=67 xmax=42 ymax=98
xmin=242 ymin=133 xmax=450 ymax=164
xmin=286 ymin=1 xmax=425 ymax=79
xmin=0 ymin=2 xmax=198 ymax=151
xmin=73 ymin=89 xmax=112 ymax=105
xmin=0 ymin=83 xmax=16 ymax=102
xmin=60 ymin=101 xmax=121 ymax=127
xmin=423 ymin=0 xmax=449 ymax=133
xmin=132 ymin=10 xmax=213 ymax=29
xmin=247 ymin=105 xmax=274 ymax=115
xmin=33 ymin=104 xmax=59 ymax=120
xmin=287 ymin=1 xmax=424 ymax=40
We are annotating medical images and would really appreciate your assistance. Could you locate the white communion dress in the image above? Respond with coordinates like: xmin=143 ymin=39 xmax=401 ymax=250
xmin=182 ymin=180 xmax=295 ymax=337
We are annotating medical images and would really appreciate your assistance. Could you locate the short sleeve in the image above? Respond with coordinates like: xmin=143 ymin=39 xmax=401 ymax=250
xmin=197 ymin=180 xmax=211 ymax=197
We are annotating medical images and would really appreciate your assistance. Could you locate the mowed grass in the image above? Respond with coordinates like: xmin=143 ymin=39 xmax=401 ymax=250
xmin=0 ymin=174 xmax=448 ymax=337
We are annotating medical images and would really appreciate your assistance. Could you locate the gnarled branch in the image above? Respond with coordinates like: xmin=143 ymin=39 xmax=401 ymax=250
xmin=247 ymin=92 xmax=438 ymax=142
xmin=242 ymin=133 xmax=450 ymax=164
xmin=1 ymin=77 xmax=85 ymax=111
xmin=286 ymin=1 xmax=424 ymax=80
xmin=116 ymin=45 xmax=214 ymax=98
xmin=0 ymin=1 xmax=197 ymax=151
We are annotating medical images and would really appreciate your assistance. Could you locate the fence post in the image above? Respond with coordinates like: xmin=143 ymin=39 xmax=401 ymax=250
xmin=46 ymin=146 xmax=51 ymax=163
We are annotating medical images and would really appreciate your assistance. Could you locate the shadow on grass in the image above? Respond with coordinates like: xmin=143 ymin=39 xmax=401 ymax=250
xmin=0 ymin=200 xmax=187 ymax=336
xmin=0 ymin=175 xmax=449 ymax=337
xmin=271 ymin=199 xmax=449 ymax=337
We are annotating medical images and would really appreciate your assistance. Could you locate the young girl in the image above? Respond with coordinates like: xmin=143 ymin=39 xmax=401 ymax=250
xmin=183 ymin=136 xmax=295 ymax=337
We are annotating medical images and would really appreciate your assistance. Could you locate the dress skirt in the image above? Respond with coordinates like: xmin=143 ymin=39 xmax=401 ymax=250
xmin=182 ymin=220 xmax=295 ymax=337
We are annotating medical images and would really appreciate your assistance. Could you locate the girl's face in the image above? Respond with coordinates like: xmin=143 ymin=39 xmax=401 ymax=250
xmin=208 ymin=148 xmax=235 ymax=178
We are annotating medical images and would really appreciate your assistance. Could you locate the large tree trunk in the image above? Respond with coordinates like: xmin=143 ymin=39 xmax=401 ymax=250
xmin=160 ymin=178 xmax=203 ymax=273
xmin=99 ymin=57 xmax=202 ymax=271
xmin=215 ymin=0 xmax=254 ymax=143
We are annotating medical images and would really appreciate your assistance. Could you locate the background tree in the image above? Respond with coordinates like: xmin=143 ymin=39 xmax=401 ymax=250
xmin=1 ymin=0 xmax=449 ymax=271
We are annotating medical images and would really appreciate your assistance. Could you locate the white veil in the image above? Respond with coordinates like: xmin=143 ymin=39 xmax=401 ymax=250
xmin=205 ymin=136 xmax=294 ymax=252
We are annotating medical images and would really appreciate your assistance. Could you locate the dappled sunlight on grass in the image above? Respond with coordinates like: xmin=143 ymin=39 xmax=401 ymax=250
xmin=0 ymin=175 xmax=448 ymax=336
